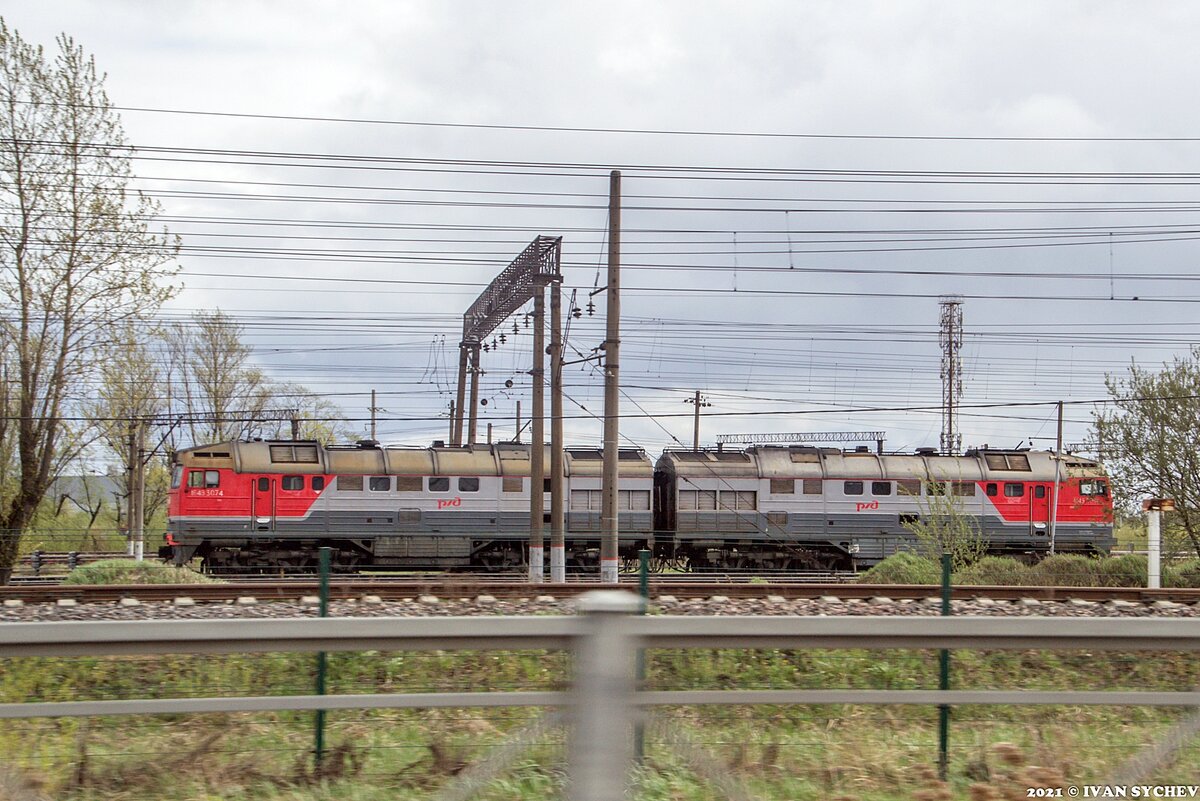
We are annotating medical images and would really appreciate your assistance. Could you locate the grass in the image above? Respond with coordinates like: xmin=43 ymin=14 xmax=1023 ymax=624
xmin=61 ymin=558 xmax=219 ymax=585
xmin=2 ymin=640 xmax=1199 ymax=800
xmin=860 ymin=551 xmax=1200 ymax=587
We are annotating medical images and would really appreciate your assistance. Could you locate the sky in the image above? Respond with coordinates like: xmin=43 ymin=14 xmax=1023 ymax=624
xmin=6 ymin=1 xmax=1200 ymax=457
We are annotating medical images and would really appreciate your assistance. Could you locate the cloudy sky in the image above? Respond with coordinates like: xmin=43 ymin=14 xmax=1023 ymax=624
xmin=7 ymin=1 xmax=1200 ymax=455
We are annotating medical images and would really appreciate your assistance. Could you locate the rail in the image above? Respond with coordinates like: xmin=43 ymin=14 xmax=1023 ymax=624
xmin=2 ymin=593 xmax=1199 ymax=801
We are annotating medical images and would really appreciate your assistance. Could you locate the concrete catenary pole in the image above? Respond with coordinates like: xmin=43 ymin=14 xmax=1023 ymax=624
xmin=130 ymin=420 xmax=145 ymax=562
xmin=550 ymin=281 xmax=566 ymax=582
xmin=529 ymin=289 xmax=546 ymax=582
xmin=452 ymin=346 xmax=469 ymax=445
xmin=1049 ymin=400 xmax=1063 ymax=554
xmin=126 ymin=423 xmax=138 ymax=558
xmin=370 ymin=389 xmax=377 ymax=442
xmin=600 ymin=170 xmax=622 ymax=584
xmin=467 ymin=344 xmax=481 ymax=446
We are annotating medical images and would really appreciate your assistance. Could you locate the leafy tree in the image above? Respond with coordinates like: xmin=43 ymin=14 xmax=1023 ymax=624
xmin=901 ymin=480 xmax=987 ymax=571
xmin=1094 ymin=348 xmax=1200 ymax=558
xmin=0 ymin=22 xmax=178 ymax=582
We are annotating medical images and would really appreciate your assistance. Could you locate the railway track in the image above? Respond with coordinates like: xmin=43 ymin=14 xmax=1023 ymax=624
xmin=3 ymin=580 xmax=1199 ymax=605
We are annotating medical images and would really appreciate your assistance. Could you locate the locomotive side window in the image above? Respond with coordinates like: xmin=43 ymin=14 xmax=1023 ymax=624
xmin=502 ymin=477 xmax=523 ymax=493
xmin=1004 ymin=483 xmax=1024 ymax=497
xmin=337 ymin=475 xmax=363 ymax=492
xmin=369 ymin=477 xmax=391 ymax=492
xmin=188 ymin=470 xmax=205 ymax=488
xmin=696 ymin=490 xmax=716 ymax=510
xmin=871 ymin=481 xmax=892 ymax=496
xmin=897 ymin=479 xmax=921 ymax=496
xmin=843 ymin=481 xmax=864 ymax=496
xmin=986 ymin=483 xmax=998 ymax=497
xmin=1034 ymin=485 xmax=1046 ymax=499
xmin=953 ymin=481 xmax=976 ymax=497
xmin=1080 ymin=480 xmax=1109 ymax=497
xmin=770 ymin=478 xmax=795 ymax=494
xmin=571 ymin=490 xmax=593 ymax=510
xmin=395 ymin=476 xmax=422 ymax=492
xmin=204 ymin=471 xmax=219 ymax=488
xmin=428 ymin=477 xmax=450 ymax=492
xmin=312 ymin=477 xmax=325 ymax=491
xmin=737 ymin=490 xmax=757 ymax=509
xmin=459 ymin=477 xmax=480 ymax=493
xmin=282 ymin=476 xmax=303 ymax=491
xmin=802 ymin=479 xmax=822 ymax=495
xmin=258 ymin=477 xmax=269 ymax=492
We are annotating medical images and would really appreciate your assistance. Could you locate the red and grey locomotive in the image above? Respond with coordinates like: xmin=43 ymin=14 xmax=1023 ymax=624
xmin=164 ymin=439 xmax=1113 ymax=571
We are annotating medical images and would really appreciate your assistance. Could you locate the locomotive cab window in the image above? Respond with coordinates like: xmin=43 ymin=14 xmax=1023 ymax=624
xmin=459 ymin=477 xmax=480 ymax=493
xmin=843 ymin=481 xmax=864 ymax=496
xmin=985 ymin=483 xmax=998 ymax=497
xmin=281 ymin=476 xmax=303 ymax=491
xmin=871 ymin=481 xmax=892 ymax=496
xmin=312 ymin=476 xmax=325 ymax=491
xmin=1034 ymin=485 xmax=1046 ymax=499
xmin=1080 ymin=479 xmax=1109 ymax=497
xmin=187 ymin=470 xmax=209 ymax=489
xmin=171 ymin=466 xmax=183 ymax=489
xmin=369 ymin=476 xmax=391 ymax=492
xmin=1004 ymin=483 xmax=1024 ymax=497
xmin=428 ymin=477 xmax=450 ymax=492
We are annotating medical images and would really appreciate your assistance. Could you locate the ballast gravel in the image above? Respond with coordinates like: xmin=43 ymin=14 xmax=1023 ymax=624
xmin=0 ymin=594 xmax=1197 ymax=622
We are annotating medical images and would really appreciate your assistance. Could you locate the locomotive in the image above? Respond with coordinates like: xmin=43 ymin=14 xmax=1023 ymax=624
xmin=163 ymin=439 xmax=1113 ymax=572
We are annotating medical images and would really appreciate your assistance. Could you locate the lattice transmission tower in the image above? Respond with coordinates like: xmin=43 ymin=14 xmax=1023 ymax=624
xmin=939 ymin=296 xmax=964 ymax=455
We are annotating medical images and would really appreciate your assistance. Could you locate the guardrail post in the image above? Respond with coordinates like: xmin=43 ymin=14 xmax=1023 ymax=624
xmin=569 ymin=590 xmax=642 ymax=801
xmin=937 ymin=551 xmax=952 ymax=781
xmin=314 ymin=546 xmax=331 ymax=772
xmin=31 ymin=549 xmax=42 ymax=577
xmin=634 ymin=549 xmax=650 ymax=764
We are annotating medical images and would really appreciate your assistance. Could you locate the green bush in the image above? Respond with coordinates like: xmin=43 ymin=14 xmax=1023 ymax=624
xmin=1166 ymin=558 xmax=1200 ymax=588
xmin=1030 ymin=553 xmax=1100 ymax=587
xmin=63 ymin=559 xmax=219 ymax=585
xmin=953 ymin=556 xmax=1032 ymax=586
xmin=859 ymin=552 xmax=941 ymax=585
xmin=1095 ymin=554 xmax=1147 ymax=587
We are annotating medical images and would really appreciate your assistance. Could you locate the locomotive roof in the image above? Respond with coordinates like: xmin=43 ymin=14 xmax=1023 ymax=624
xmin=174 ymin=440 xmax=653 ymax=477
xmin=656 ymin=446 xmax=1104 ymax=482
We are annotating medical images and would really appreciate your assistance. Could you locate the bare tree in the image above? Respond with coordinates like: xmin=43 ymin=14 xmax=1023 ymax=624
xmin=1094 ymin=348 xmax=1200 ymax=558
xmin=0 ymin=22 xmax=178 ymax=581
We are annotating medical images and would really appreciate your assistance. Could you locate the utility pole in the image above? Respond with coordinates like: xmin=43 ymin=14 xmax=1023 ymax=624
xmin=684 ymin=391 xmax=711 ymax=451
xmin=1049 ymin=400 xmax=1063 ymax=554
xmin=370 ymin=389 xmax=378 ymax=441
xmin=939 ymin=296 xmax=964 ymax=455
xmin=550 ymin=281 xmax=566 ymax=583
xmin=529 ymin=289 xmax=546 ymax=583
xmin=452 ymin=346 xmax=469 ymax=445
xmin=467 ymin=345 xmax=481 ymax=445
xmin=515 ymin=401 xmax=522 ymax=444
xmin=600 ymin=170 xmax=622 ymax=584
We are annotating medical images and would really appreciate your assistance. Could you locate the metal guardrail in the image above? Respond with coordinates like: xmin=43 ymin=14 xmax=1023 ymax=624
xmin=2 ymin=593 xmax=1200 ymax=801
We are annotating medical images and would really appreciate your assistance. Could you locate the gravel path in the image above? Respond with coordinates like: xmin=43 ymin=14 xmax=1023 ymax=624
xmin=2 ymin=594 xmax=1198 ymax=621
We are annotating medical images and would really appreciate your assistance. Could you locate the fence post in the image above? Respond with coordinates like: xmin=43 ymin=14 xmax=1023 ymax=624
xmin=634 ymin=549 xmax=650 ymax=763
xmin=31 ymin=550 xmax=42 ymax=577
xmin=937 ymin=551 xmax=952 ymax=781
xmin=569 ymin=590 xmax=641 ymax=801
xmin=314 ymin=546 xmax=331 ymax=772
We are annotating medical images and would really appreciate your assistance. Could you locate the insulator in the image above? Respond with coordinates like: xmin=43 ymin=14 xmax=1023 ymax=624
xmin=512 ymin=321 xmax=519 ymax=335
xmin=491 ymin=337 xmax=498 ymax=349
xmin=586 ymin=301 xmax=595 ymax=316
xmin=572 ymin=306 xmax=582 ymax=319
xmin=523 ymin=313 xmax=531 ymax=327
xmin=482 ymin=343 xmax=490 ymax=352
xmin=499 ymin=333 xmax=507 ymax=344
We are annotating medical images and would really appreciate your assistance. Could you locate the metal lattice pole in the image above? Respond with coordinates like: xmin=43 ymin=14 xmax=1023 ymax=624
xmin=939 ymin=296 xmax=964 ymax=455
